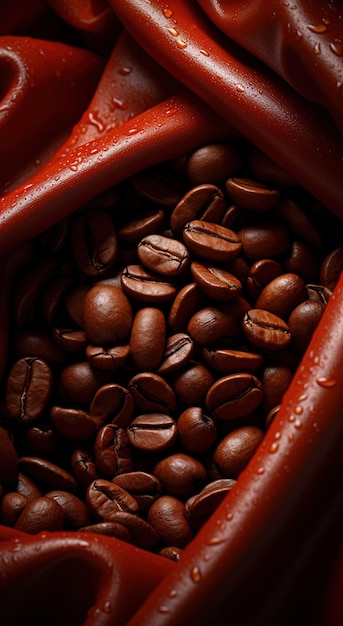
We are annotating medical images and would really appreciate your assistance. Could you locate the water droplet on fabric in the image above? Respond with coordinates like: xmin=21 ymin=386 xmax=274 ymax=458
xmin=190 ymin=566 xmax=202 ymax=583
xmin=176 ymin=39 xmax=187 ymax=49
xmin=307 ymin=24 xmax=327 ymax=33
xmin=316 ymin=377 xmax=336 ymax=387
xmin=168 ymin=27 xmax=179 ymax=36
xmin=163 ymin=8 xmax=173 ymax=18
xmin=269 ymin=442 xmax=279 ymax=453
xmin=330 ymin=42 xmax=342 ymax=56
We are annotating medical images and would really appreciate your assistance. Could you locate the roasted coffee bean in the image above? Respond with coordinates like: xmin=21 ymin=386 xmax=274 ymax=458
xmin=46 ymin=490 xmax=92 ymax=529
xmin=213 ymin=426 xmax=264 ymax=478
xmin=191 ymin=261 xmax=242 ymax=301
xmin=112 ymin=471 xmax=162 ymax=512
xmin=185 ymin=478 xmax=236 ymax=529
xmin=238 ymin=220 xmax=291 ymax=260
xmin=130 ymin=307 xmax=166 ymax=370
xmin=65 ymin=284 xmax=89 ymax=327
xmin=118 ymin=209 xmax=165 ymax=243
xmin=83 ymin=284 xmax=133 ymax=344
xmin=171 ymin=184 xmax=225 ymax=236
xmin=226 ymin=177 xmax=280 ymax=211
xmin=187 ymin=305 xmax=241 ymax=346
xmin=320 ymin=246 xmax=343 ymax=290
xmin=50 ymin=406 xmax=99 ymax=442
xmin=71 ymin=208 xmax=118 ymax=276
xmin=186 ymin=143 xmax=242 ymax=186
xmin=80 ymin=521 xmax=132 ymax=542
xmin=94 ymin=424 xmax=133 ymax=478
xmin=59 ymin=361 xmax=110 ymax=404
xmin=14 ymin=496 xmax=65 ymax=533
xmin=203 ymin=347 xmax=263 ymax=374
xmin=71 ymin=450 xmax=99 ymax=487
xmin=0 ymin=492 xmax=28 ymax=526
xmin=20 ymin=424 xmax=59 ymax=454
xmin=168 ymin=282 xmax=203 ymax=332
xmin=288 ymin=300 xmax=325 ymax=353
xmin=121 ymin=264 xmax=177 ymax=303
xmin=130 ymin=170 xmax=185 ymax=208
xmin=183 ymin=220 xmax=242 ymax=262
xmin=89 ymin=383 xmax=134 ymax=428
xmin=242 ymin=309 xmax=291 ymax=351
xmin=306 ymin=284 xmax=332 ymax=305
xmin=16 ymin=472 xmax=42 ymax=501
xmin=177 ymin=407 xmax=217 ymax=454
xmin=0 ymin=426 xmax=18 ymax=487
xmin=255 ymin=273 xmax=308 ymax=319
xmin=127 ymin=414 xmax=177 ymax=453
xmin=86 ymin=343 xmax=130 ymax=370
xmin=206 ymin=373 xmax=263 ymax=420
xmin=153 ymin=453 xmax=207 ymax=498
xmin=259 ymin=364 xmax=294 ymax=414
xmin=14 ymin=330 xmax=66 ymax=365
xmin=157 ymin=333 xmax=194 ymax=376
xmin=128 ymin=372 xmax=176 ymax=414
xmin=172 ymin=362 xmax=215 ymax=406
xmin=147 ymin=495 xmax=193 ymax=548
xmin=108 ymin=510 xmax=160 ymax=551
xmin=6 ymin=358 xmax=52 ymax=422
xmin=284 ymin=241 xmax=319 ymax=283
xmin=246 ymin=259 xmax=283 ymax=299
xmin=52 ymin=328 xmax=88 ymax=353
xmin=86 ymin=478 xmax=139 ymax=521
xmin=137 ymin=234 xmax=190 ymax=277
xmin=18 ymin=456 xmax=78 ymax=492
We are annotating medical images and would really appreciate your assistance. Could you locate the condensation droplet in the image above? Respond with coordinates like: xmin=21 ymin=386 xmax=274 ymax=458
xmin=288 ymin=414 xmax=295 ymax=422
xmin=191 ymin=566 xmax=202 ymax=583
xmin=313 ymin=42 xmax=321 ymax=54
xmin=294 ymin=419 xmax=302 ymax=429
xmin=168 ymin=27 xmax=179 ymax=36
xmin=168 ymin=589 xmax=177 ymax=598
xmin=274 ymin=431 xmax=281 ymax=440
xmin=307 ymin=24 xmax=327 ymax=33
xmin=200 ymin=49 xmax=209 ymax=56
xmin=118 ymin=66 xmax=131 ymax=75
xmin=316 ymin=377 xmax=336 ymax=387
xmin=112 ymin=97 xmax=127 ymax=110
xmin=69 ymin=164 xmax=78 ymax=172
xmin=294 ymin=405 xmax=303 ymax=415
xmin=256 ymin=466 xmax=265 ymax=475
xmin=88 ymin=112 xmax=105 ymax=132
xmin=176 ymin=39 xmax=187 ymax=49
xmin=288 ymin=433 xmax=295 ymax=442
xmin=313 ymin=422 xmax=321 ymax=434
xmin=206 ymin=535 xmax=225 ymax=545
xmin=159 ymin=605 xmax=169 ymax=614
xmin=226 ymin=511 xmax=233 ymax=520
xmin=163 ymin=8 xmax=173 ymax=18
xmin=236 ymin=83 xmax=245 ymax=92
xmin=103 ymin=601 xmax=111 ymax=614
xmin=330 ymin=42 xmax=342 ymax=56
xmin=269 ymin=442 xmax=279 ymax=453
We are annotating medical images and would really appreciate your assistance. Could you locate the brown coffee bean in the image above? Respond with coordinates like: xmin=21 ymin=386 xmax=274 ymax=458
xmin=191 ymin=261 xmax=242 ymax=301
xmin=242 ymin=309 xmax=291 ymax=351
xmin=121 ymin=264 xmax=177 ymax=303
xmin=94 ymin=424 xmax=133 ymax=478
xmin=147 ymin=495 xmax=193 ymax=548
xmin=226 ymin=177 xmax=280 ymax=211
xmin=118 ymin=209 xmax=165 ymax=243
xmin=288 ymin=300 xmax=325 ymax=353
xmin=170 ymin=184 xmax=225 ymax=236
xmin=153 ymin=453 xmax=207 ymax=498
xmin=186 ymin=143 xmax=242 ymax=186
xmin=157 ymin=333 xmax=194 ymax=376
xmin=185 ymin=478 xmax=236 ymax=529
xmin=213 ymin=426 xmax=264 ymax=478
xmin=50 ymin=406 xmax=99 ymax=442
xmin=46 ymin=490 xmax=92 ymax=529
xmin=128 ymin=372 xmax=176 ymax=414
xmin=41 ymin=264 xmax=74 ymax=324
xmin=255 ymin=273 xmax=308 ymax=319
xmin=284 ymin=241 xmax=319 ymax=282
xmin=5 ymin=358 xmax=52 ymax=423
xmin=16 ymin=472 xmax=42 ymax=501
xmin=14 ymin=496 xmax=65 ymax=533
xmin=0 ymin=426 xmax=18 ymax=487
xmin=206 ymin=373 xmax=263 ymax=420
xmin=320 ymin=247 xmax=343 ymax=290
xmin=203 ymin=347 xmax=263 ymax=374
xmin=128 ymin=413 xmax=177 ymax=453
xmin=90 ymin=383 xmax=134 ymax=428
xmin=238 ymin=220 xmax=291 ymax=260
xmin=80 ymin=521 xmax=132 ymax=542
xmin=0 ymin=492 xmax=28 ymax=526
xmin=86 ymin=343 xmax=130 ymax=370
xmin=130 ymin=307 xmax=166 ymax=370
xmin=107 ymin=510 xmax=160 ymax=551
xmin=71 ymin=450 xmax=99 ymax=487
xmin=65 ymin=284 xmax=89 ymax=327
xmin=18 ymin=456 xmax=78 ymax=492
xmin=60 ymin=361 xmax=109 ymax=404
xmin=130 ymin=170 xmax=185 ymax=208
xmin=71 ymin=208 xmax=118 ymax=276
xmin=52 ymin=328 xmax=88 ymax=353
xmin=137 ymin=234 xmax=190 ymax=277
xmin=177 ymin=407 xmax=217 ymax=454
xmin=246 ymin=259 xmax=283 ymax=299
xmin=173 ymin=362 xmax=215 ymax=406
xmin=183 ymin=220 xmax=242 ymax=262
xmin=83 ymin=284 xmax=133 ymax=344
xmin=112 ymin=471 xmax=162 ymax=512
xmin=306 ymin=284 xmax=332 ymax=305
xmin=187 ymin=305 xmax=241 ymax=346
xmin=259 ymin=364 xmax=294 ymax=414
xmin=14 ymin=330 xmax=66 ymax=365
xmin=86 ymin=478 xmax=139 ymax=521
xmin=20 ymin=424 xmax=59 ymax=455
xmin=168 ymin=282 xmax=203 ymax=333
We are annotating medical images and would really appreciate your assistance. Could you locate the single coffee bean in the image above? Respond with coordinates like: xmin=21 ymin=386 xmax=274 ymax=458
xmin=14 ymin=330 xmax=66 ymax=365
xmin=16 ymin=472 xmax=42 ymax=501
xmin=50 ymin=406 xmax=99 ymax=442
xmin=183 ymin=220 xmax=242 ymax=262
xmin=107 ymin=510 xmax=160 ymax=551
xmin=213 ymin=426 xmax=264 ymax=478
xmin=177 ymin=407 xmax=217 ymax=454
xmin=246 ymin=259 xmax=283 ymax=299
xmin=170 ymin=184 xmax=225 ymax=236
xmin=306 ymin=284 xmax=332 ymax=305
xmin=187 ymin=305 xmax=241 ymax=346
xmin=20 ymin=423 xmax=59 ymax=455
xmin=71 ymin=208 xmax=118 ymax=276
xmin=242 ymin=309 xmax=291 ymax=351
xmin=65 ymin=284 xmax=89 ymax=327
xmin=191 ymin=261 xmax=242 ymax=301
xmin=203 ymin=347 xmax=263 ymax=374
xmin=255 ymin=273 xmax=308 ymax=319
xmin=14 ymin=496 xmax=65 ymax=533
xmin=86 ymin=343 xmax=130 ymax=370
xmin=80 ymin=521 xmax=132 ymax=542
xmin=147 ymin=495 xmax=193 ymax=548
xmin=46 ymin=490 xmax=92 ymax=529
xmin=86 ymin=478 xmax=139 ymax=521
xmin=137 ymin=234 xmax=190 ymax=277
xmin=128 ymin=372 xmax=176 ymax=414
xmin=172 ymin=362 xmax=215 ymax=406
xmin=83 ymin=284 xmax=133 ymax=344
xmin=157 ymin=333 xmax=194 ymax=376
xmin=89 ymin=383 xmax=134 ymax=428
xmin=59 ymin=361 xmax=109 ymax=404
xmin=220 ymin=204 xmax=245 ymax=229
xmin=284 ymin=241 xmax=319 ymax=283
xmin=319 ymin=246 xmax=343 ymax=290
xmin=0 ymin=492 xmax=28 ymax=526
xmin=0 ymin=426 xmax=18 ymax=487
xmin=186 ymin=143 xmax=242 ymax=186
xmin=94 ymin=424 xmax=133 ymax=478
xmin=168 ymin=282 xmax=203 ymax=332
xmin=118 ymin=209 xmax=165 ymax=243
xmin=18 ymin=456 xmax=78 ymax=492
xmin=130 ymin=170 xmax=185 ymax=208
xmin=121 ymin=264 xmax=177 ymax=303
xmin=52 ymin=328 xmax=88 ymax=353
xmin=129 ymin=307 xmax=166 ymax=370
xmin=112 ymin=471 xmax=162 ymax=512
xmin=153 ymin=453 xmax=207 ymax=498
xmin=5 ymin=358 xmax=52 ymax=422
xmin=71 ymin=449 xmax=99 ymax=487
xmin=206 ymin=373 xmax=263 ymax=420
xmin=288 ymin=300 xmax=325 ymax=353
xmin=238 ymin=220 xmax=291 ymax=260
xmin=259 ymin=364 xmax=294 ymax=414
xmin=226 ymin=177 xmax=280 ymax=211
xmin=185 ymin=478 xmax=236 ymax=529
xmin=127 ymin=413 xmax=177 ymax=453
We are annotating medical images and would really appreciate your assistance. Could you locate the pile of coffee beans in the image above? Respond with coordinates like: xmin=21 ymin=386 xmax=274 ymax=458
xmin=0 ymin=139 xmax=342 ymax=560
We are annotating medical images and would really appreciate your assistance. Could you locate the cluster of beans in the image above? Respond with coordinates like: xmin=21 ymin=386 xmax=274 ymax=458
xmin=0 ymin=140 xmax=342 ymax=560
